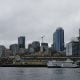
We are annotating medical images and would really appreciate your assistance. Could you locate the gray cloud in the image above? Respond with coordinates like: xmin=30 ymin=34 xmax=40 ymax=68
xmin=0 ymin=0 xmax=80 ymax=48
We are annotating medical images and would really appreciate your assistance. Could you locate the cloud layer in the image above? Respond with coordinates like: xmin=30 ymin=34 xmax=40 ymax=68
xmin=0 ymin=0 xmax=80 ymax=48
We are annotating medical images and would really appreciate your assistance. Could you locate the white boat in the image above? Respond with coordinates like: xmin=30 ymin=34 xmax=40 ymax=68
xmin=47 ymin=59 xmax=78 ymax=68
xmin=47 ymin=60 xmax=62 ymax=68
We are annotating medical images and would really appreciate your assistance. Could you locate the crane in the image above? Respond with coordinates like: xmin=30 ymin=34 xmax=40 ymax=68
xmin=41 ymin=35 xmax=45 ymax=43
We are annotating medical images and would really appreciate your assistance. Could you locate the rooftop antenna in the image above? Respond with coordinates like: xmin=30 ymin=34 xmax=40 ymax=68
xmin=41 ymin=35 xmax=45 ymax=43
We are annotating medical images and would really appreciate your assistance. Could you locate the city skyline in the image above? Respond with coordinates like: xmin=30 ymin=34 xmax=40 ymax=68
xmin=0 ymin=27 xmax=79 ymax=49
xmin=0 ymin=0 xmax=80 ymax=48
xmin=0 ymin=27 xmax=79 ymax=48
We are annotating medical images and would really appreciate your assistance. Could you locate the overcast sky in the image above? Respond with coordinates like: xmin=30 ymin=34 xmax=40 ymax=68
xmin=0 ymin=0 xmax=80 ymax=48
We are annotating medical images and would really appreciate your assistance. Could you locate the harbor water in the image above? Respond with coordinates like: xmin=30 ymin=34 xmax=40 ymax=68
xmin=0 ymin=67 xmax=80 ymax=80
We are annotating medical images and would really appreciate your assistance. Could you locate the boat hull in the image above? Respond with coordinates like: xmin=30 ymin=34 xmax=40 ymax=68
xmin=47 ymin=60 xmax=79 ymax=68
xmin=48 ymin=66 xmax=62 ymax=68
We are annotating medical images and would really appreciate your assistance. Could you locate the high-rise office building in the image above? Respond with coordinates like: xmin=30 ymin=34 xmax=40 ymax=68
xmin=79 ymin=29 xmax=80 ymax=37
xmin=28 ymin=43 xmax=34 ymax=53
xmin=10 ymin=44 xmax=19 ymax=56
xmin=53 ymin=27 xmax=64 ymax=52
xmin=0 ymin=45 xmax=6 ymax=57
xmin=78 ymin=29 xmax=80 ymax=41
xmin=18 ymin=36 xmax=25 ymax=49
xmin=32 ymin=41 xmax=40 ymax=52
xmin=66 ymin=41 xmax=80 ymax=56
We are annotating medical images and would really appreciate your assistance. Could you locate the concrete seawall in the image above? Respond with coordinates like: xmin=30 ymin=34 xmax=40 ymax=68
xmin=0 ymin=64 xmax=47 ymax=67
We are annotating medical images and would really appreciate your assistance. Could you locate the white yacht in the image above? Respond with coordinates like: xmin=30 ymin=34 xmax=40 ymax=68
xmin=47 ymin=59 xmax=78 ymax=68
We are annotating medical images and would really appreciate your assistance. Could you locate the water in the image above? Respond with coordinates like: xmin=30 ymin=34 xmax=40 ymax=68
xmin=0 ymin=68 xmax=80 ymax=80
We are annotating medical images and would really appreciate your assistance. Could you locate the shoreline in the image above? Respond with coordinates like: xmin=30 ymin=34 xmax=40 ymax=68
xmin=0 ymin=64 xmax=47 ymax=67
xmin=0 ymin=64 xmax=80 ymax=68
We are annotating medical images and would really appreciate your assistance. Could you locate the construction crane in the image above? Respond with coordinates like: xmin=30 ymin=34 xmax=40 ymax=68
xmin=41 ymin=35 xmax=45 ymax=43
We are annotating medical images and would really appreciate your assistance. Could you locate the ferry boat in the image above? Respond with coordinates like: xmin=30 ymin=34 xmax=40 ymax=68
xmin=47 ymin=59 xmax=78 ymax=68
xmin=47 ymin=60 xmax=62 ymax=68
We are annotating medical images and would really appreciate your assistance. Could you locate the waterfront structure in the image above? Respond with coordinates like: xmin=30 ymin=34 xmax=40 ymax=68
xmin=32 ymin=41 xmax=40 ymax=52
xmin=10 ymin=44 xmax=19 ymax=56
xmin=0 ymin=45 xmax=6 ymax=57
xmin=66 ymin=41 xmax=80 ymax=56
xmin=18 ymin=36 xmax=25 ymax=49
xmin=41 ymin=43 xmax=48 ymax=53
xmin=53 ymin=27 xmax=64 ymax=52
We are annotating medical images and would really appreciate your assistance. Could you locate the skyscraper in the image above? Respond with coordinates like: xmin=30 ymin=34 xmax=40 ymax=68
xmin=18 ymin=36 xmax=25 ymax=49
xmin=53 ymin=27 xmax=64 ymax=52
xmin=32 ymin=41 xmax=40 ymax=52
xmin=0 ymin=45 xmax=6 ymax=57
xmin=79 ymin=28 xmax=80 ymax=37
xmin=10 ymin=44 xmax=19 ymax=56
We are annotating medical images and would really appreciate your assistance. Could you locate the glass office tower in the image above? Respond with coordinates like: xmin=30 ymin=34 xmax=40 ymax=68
xmin=18 ymin=36 xmax=25 ymax=49
xmin=53 ymin=27 xmax=64 ymax=52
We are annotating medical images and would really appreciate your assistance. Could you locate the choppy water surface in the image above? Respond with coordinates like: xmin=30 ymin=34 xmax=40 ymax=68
xmin=0 ymin=68 xmax=80 ymax=80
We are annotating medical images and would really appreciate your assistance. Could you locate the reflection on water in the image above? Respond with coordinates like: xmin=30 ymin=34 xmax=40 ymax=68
xmin=0 ymin=68 xmax=80 ymax=80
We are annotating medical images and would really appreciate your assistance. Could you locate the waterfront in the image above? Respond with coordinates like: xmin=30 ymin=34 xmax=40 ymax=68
xmin=0 ymin=68 xmax=80 ymax=80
